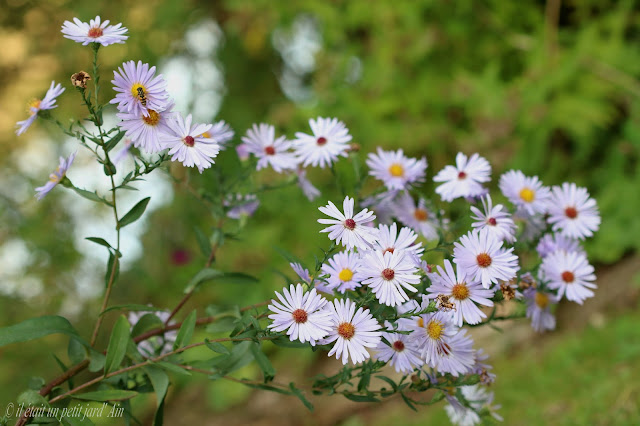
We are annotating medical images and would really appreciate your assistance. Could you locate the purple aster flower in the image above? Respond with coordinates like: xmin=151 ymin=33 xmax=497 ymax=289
xmin=161 ymin=113 xmax=220 ymax=173
xmin=110 ymin=60 xmax=170 ymax=117
xmin=61 ymin=16 xmax=128 ymax=46
xmin=16 ymin=81 xmax=65 ymax=135
xmin=35 ymin=152 xmax=75 ymax=200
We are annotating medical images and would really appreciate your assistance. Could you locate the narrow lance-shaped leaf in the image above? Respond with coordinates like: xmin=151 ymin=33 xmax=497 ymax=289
xmin=173 ymin=310 xmax=197 ymax=349
xmin=118 ymin=197 xmax=150 ymax=229
xmin=104 ymin=315 xmax=131 ymax=375
xmin=143 ymin=366 xmax=169 ymax=408
xmin=250 ymin=343 xmax=276 ymax=383
xmin=0 ymin=315 xmax=87 ymax=348
xmin=73 ymin=390 xmax=138 ymax=402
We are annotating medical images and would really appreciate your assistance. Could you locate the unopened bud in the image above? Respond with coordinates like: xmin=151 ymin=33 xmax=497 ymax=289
xmin=71 ymin=71 xmax=91 ymax=89
xmin=348 ymin=143 xmax=361 ymax=153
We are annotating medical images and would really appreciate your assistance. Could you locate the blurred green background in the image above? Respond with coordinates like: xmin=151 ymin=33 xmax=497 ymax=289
xmin=1 ymin=0 xmax=639 ymax=424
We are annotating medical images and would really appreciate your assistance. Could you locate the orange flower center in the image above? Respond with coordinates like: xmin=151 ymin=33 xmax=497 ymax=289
xmin=561 ymin=271 xmax=575 ymax=283
xmin=183 ymin=136 xmax=195 ymax=147
xmin=337 ymin=322 xmax=355 ymax=339
xmin=565 ymin=207 xmax=578 ymax=219
xmin=392 ymin=340 xmax=405 ymax=352
xmin=142 ymin=110 xmax=160 ymax=126
xmin=87 ymin=27 xmax=104 ymax=38
xmin=382 ymin=268 xmax=395 ymax=281
xmin=476 ymin=253 xmax=492 ymax=268
xmin=414 ymin=208 xmax=428 ymax=221
xmin=291 ymin=309 xmax=308 ymax=324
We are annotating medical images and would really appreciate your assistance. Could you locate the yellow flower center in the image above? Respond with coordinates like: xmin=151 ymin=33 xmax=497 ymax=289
xmin=200 ymin=131 xmax=211 ymax=139
xmin=417 ymin=317 xmax=424 ymax=328
xmin=388 ymin=163 xmax=405 ymax=177
xmin=451 ymin=283 xmax=469 ymax=300
xmin=426 ymin=320 xmax=443 ymax=340
xmin=338 ymin=268 xmax=354 ymax=282
xmin=142 ymin=110 xmax=160 ymax=126
xmin=519 ymin=187 xmax=535 ymax=203
xmin=535 ymin=292 xmax=549 ymax=309
xmin=27 ymin=99 xmax=42 ymax=115
xmin=131 ymin=83 xmax=148 ymax=99
xmin=49 ymin=167 xmax=62 ymax=183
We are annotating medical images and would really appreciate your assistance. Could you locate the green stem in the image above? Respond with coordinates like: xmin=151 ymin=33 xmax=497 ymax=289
xmin=48 ymin=335 xmax=279 ymax=404
xmin=89 ymin=45 xmax=121 ymax=346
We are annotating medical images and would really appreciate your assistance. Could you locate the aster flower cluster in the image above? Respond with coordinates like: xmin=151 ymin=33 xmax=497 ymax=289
xmin=13 ymin=15 xmax=603 ymax=426
xmin=267 ymin=147 xmax=600 ymax=425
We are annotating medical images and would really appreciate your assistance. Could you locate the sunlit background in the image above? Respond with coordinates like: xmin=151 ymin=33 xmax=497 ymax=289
xmin=1 ymin=1 xmax=639 ymax=424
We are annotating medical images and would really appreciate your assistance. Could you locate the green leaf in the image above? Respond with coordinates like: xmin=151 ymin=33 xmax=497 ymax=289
xmin=250 ymin=343 xmax=275 ymax=382
xmin=17 ymin=389 xmax=49 ymax=407
xmin=130 ymin=313 xmax=164 ymax=337
xmin=205 ymin=317 xmax=237 ymax=333
xmin=70 ymin=186 xmax=112 ymax=206
xmin=85 ymin=237 xmax=113 ymax=251
xmin=400 ymin=392 xmax=418 ymax=412
xmin=0 ymin=315 xmax=86 ymax=348
xmin=27 ymin=376 xmax=45 ymax=391
xmin=173 ymin=310 xmax=196 ymax=349
xmin=101 ymin=304 xmax=165 ymax=317
xmin=271 ymin=337 xmax=309 ymax=349
xmin=104 ymin=315 xmax=131 ymax=375
xmin=375 ymin=375 xmax=398 ymax=392
xmin=118 ymin=197 xmax=150 ymax=229
xmin=104 ymin=130 xmax=125 ymax=152
xmin=143 ymin=366 xmax=169 ymax=408
xmin=62 ymin=416 xmax=96 ymax=426
xmin=88 ymin=351 xmax=106 ymax=373
xmin=216 ymin=272 xmax=259 ymax=285
xmin=68 ymin=337 xmax=87 ymax=364
xmin=211 ymin=341 xmax=254 ymax=374
xmin=153 ymin=398 xmax=165 ymax=426
xmin=205 ymin=339 xmax=230 ymax=355
xmin=289 ymin=383 xmax=314 ymax=411
xmin=273 ymin=246 xmax=305 ymax=265
xmin=194 ymin=227 xmax=212 ymax=257
xmin=73 ymin=390 xmax=138 ymax=402
xmin=155 ymin=362 xmax=193 ymax=377
xmin=342 ymin=393 xmax=380 ymax=403
xmin=184 ymin=268 xmax=223 ymax=293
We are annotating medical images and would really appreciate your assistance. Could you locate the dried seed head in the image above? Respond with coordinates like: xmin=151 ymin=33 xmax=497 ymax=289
xmin=71 ymin=71 xmax=91 ymax=89
xmin=500 ymin=281 xmax=517 ymax=300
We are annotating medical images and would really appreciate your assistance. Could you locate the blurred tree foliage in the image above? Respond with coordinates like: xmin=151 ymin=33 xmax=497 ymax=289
xmin=1 ymin=0 xmax=639 ymax=417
